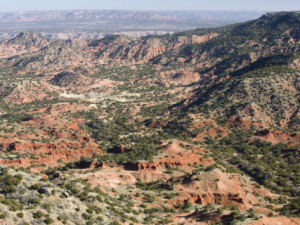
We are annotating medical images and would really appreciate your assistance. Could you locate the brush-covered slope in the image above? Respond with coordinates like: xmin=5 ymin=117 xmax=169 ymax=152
xmin=153 ymin=11 xmax=300 ymax=68
xmin=167 ymin=12 xmax=300 ymax=130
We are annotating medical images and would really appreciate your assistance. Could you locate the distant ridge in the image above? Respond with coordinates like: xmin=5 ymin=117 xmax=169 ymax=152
xmin=0 ymin=10 xmax=263 ymax=40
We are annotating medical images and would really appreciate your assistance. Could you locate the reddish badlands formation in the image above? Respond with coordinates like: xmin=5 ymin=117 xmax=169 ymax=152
xmin=0 ymin=12 xmax=298 ymax=224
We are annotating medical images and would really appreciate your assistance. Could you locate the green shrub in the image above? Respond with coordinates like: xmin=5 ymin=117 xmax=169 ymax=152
xmin=82 ymin=213 xmax=92 ymax=220
xmin=0 ymin=212 xmax=6 ymax=219
xmin=32 ymin=210 xmax=44 ymax=219
xmin=0 ymin=173 xmax=22 ymax=193
xmin=30 ymin=183 xmax=41 ymax=190
xmin=44 ymin=217 xmax=54 ymax=224
xmin=110 ymin=221 xmax=121 ymax=225
xmin=144 ymin=194 xmax=155 ymax=203
xmin=17 ymin=212 xmax=24 ymax=218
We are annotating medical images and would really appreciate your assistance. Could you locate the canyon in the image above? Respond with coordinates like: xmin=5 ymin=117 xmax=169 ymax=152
xmin=0 ymin=11 xmax=298 ymax=225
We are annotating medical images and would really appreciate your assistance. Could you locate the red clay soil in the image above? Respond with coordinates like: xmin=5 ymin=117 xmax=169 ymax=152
xmin=0 ymin=147 xmax=102 ymax=169
xmin=249 ymin=216 xmax=300 ymax=225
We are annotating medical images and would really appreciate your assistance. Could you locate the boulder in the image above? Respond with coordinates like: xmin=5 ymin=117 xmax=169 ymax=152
xmin=39 ymin=187 xmax=52 ymax=196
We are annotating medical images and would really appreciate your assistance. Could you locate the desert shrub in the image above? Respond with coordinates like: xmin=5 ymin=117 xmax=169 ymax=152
xmin=44 ymin=216 xmax=54 ymax=224
xmin=17 ymin=212 xmax=24 ymax=218
xmin=0 ymin=212 xmax=6 ymax=219
xmin=32 ymin=210 xmax=44 ymax=219
xmin=144 ymin=194 xmax=155 ymax=203
xmin=66 ymin=183 xmax=80 ymax=195
xmin=110 ymin=221 xmax=121 ymax=225
xmin=0 ymin=173 xmax=22 ymax=193
xmin=82 ymin=213 xmax=92 ymax=220
xmin=30 ymin=183 xmax=41 ymax=190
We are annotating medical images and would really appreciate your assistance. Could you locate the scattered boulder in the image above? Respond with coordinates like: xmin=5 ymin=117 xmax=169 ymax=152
xmin=53 ymin=172 xmax=62 ymax=179
xmin=62 ymin=191 xmax=70 ymax=198
xmin=39 ymin=187 xmax=52 ymax=196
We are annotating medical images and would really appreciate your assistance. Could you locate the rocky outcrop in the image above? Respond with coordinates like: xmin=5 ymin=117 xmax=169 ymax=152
xmin=170 ymin=169 xmax=277 ymax=211
xmin=186 ymin=192 xmax=244 ymax=206
xmin=130 ymin=155 xmax=212 ymax=171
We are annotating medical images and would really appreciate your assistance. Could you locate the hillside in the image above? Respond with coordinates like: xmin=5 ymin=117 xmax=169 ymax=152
xmin=0 ymin=11 xmax=298 ymax=225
